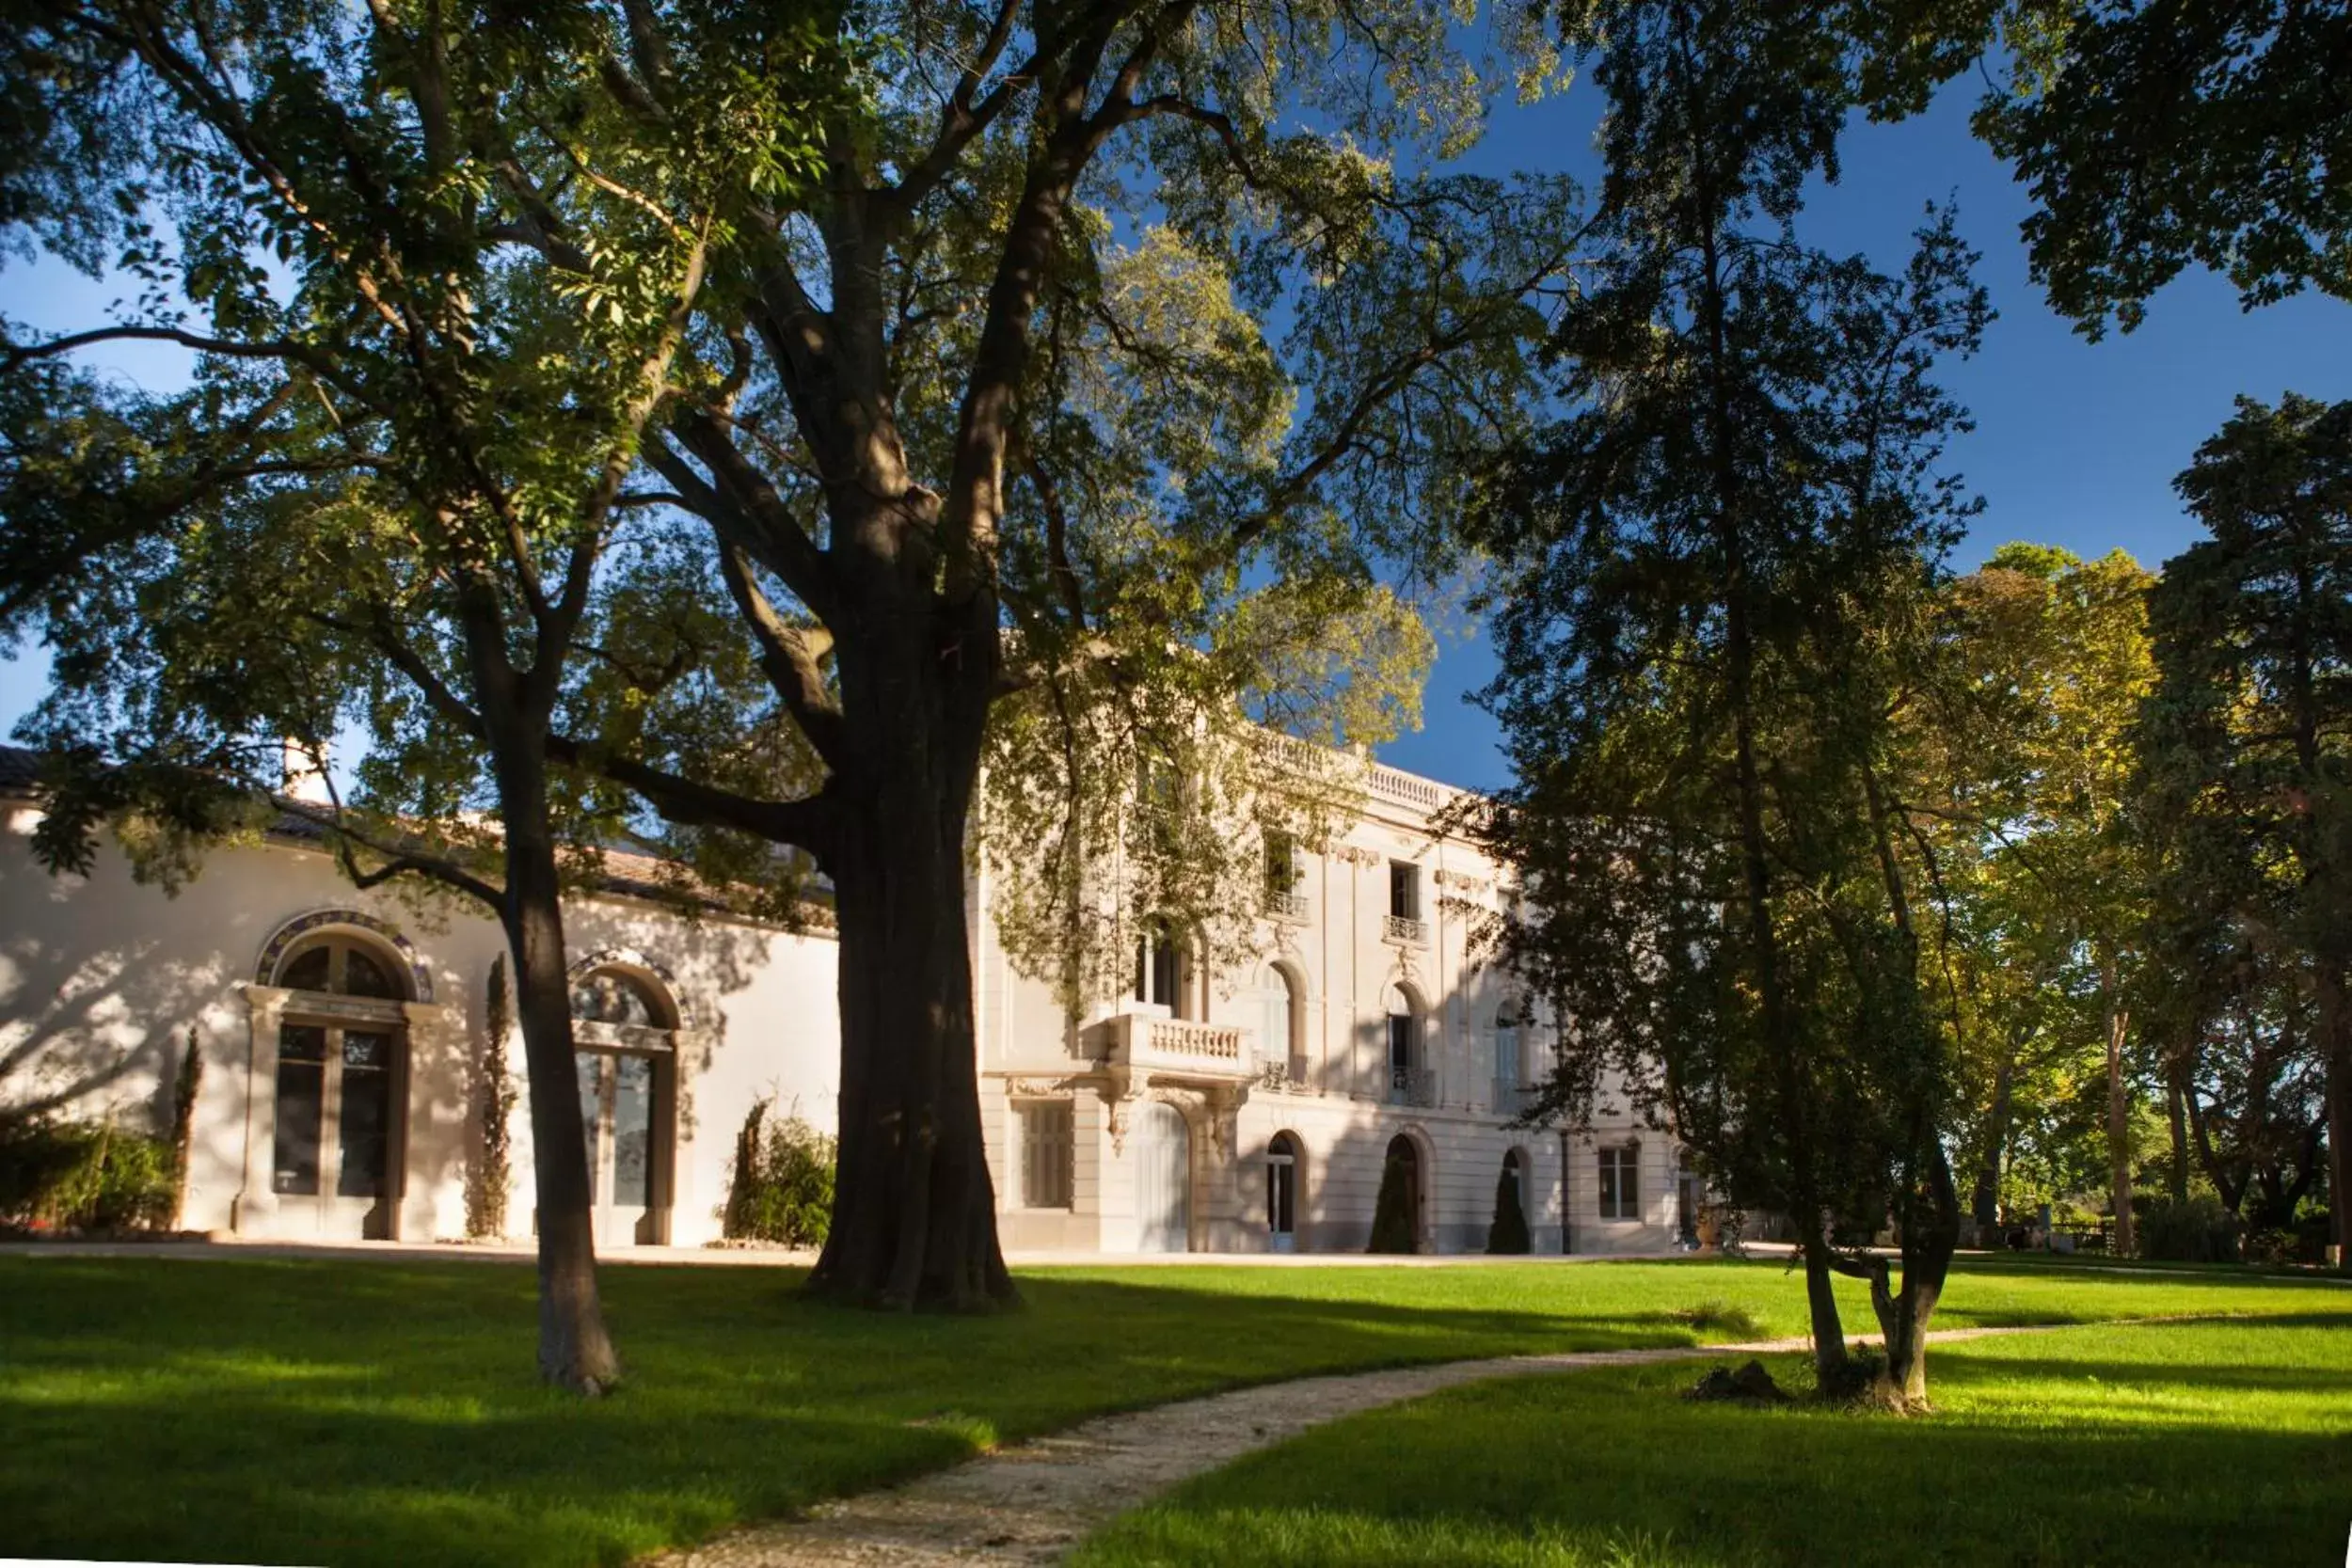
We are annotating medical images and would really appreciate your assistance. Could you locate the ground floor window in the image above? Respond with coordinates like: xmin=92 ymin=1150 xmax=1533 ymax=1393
xmin=1266 ymin=1131 xmax=1300 ymax=1241
xmin=1019 ymin=1101 xmax=1073 ymax=1209
xmin=1597 ymin=1144 xmax=1639 ymax=1221
xmin=272 ymin=1021 xmax=397 ymax=1201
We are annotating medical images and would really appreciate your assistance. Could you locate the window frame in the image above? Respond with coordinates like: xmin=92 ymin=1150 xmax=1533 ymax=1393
xmin=1018 ymin=1100 xmax=1075 ymax=1211
xmin=1597 ymin=1144 xmax=1640 ymax=1222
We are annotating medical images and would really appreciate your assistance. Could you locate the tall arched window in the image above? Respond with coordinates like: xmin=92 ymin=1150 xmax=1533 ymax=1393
xmin=569 ymin=965 xmax=679 ymax=1247
xmin=1266 ymin=1131 xmax=1303 ymax=1252
xmin=269 ymin=932 xmax=412 ymax=1238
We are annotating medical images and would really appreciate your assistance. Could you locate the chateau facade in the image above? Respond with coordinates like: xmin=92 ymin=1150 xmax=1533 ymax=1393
xmin=0 ymin=747 xmax=1692 ymax=1257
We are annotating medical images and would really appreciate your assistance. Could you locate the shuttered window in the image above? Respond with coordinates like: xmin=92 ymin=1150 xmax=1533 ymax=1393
xmin=1020 ymin=1101 xmax=1074 ymax=1210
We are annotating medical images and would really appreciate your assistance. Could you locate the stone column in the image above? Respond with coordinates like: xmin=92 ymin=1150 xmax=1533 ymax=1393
xmin=231 ymin=986 xmax=290 ymax=1234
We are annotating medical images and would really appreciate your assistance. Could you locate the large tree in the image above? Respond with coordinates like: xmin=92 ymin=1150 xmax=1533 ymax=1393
xmin=3 ymin=0 xmax=1577 ymax=1318
xmin=1937 ymin=546 xmax=2157 ymax=1249
xmin=2141 ymin=393 xmax=2352 ymax=1267
xmin=549 ymin=0 xmax=1575 ymax=1309
xmin=0 ymin=0 xmax=834 ymax=1388
xmin=1470 ymin=0 xmax=1988 ymax=1405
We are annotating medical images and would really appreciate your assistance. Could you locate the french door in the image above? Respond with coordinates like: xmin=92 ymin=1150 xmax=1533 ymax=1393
xmin=272 ymin=1020 xmax=400 ymax=1239
xmin=575 ymin=1050 xmax=662 ymax=1246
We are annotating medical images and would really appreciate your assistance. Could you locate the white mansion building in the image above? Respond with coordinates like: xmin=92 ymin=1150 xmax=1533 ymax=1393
xmin=0 ymin=746 xmax=1693 ymax=1257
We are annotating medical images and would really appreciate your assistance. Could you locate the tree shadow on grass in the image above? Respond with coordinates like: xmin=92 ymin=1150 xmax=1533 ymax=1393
xmin=0 ymin=1256 xmax=1752 ymax=1568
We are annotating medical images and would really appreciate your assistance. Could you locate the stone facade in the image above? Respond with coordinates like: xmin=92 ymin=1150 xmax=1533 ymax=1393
xmin=0 ymin=751 xmax=1689 ymax=1256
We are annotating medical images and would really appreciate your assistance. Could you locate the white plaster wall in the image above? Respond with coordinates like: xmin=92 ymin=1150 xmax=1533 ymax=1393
xmin=2 ymin=810 xmax=840 ymax=1248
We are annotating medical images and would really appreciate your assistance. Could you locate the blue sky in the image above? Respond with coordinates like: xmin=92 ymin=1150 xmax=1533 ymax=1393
xmin=5 ymin=72 xmax=2345 ymax=795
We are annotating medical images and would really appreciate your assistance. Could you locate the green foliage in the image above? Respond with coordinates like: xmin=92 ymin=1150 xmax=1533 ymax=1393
xmin=2136 ymin=1195 xmax=2241 ymax=1264
xmin=167 ymin=1025 xmax=201 ymax=1227
xmin=1365 ymin=1153 xmax=1419 ymax=1255
xmin=464 ymin=956 xmax=516 ymax=1242
xmin=721 ymin=1100 xmax=835 ymax=1248
xmin=0 ymin=1116 xmax=178 ymax=1232
xmin=1485 ymin=1166 xmax=1532 ymax=1255
xmin=2139 ymin=393 xmax=2350 ymax=1247
xmin=1978 ymin=0 xmax=2352 ymax=336
xmin=1670 ymin=1299 xmax=1764 ymax=1340
xmin=1472 ymin=4 xmax=1987 ymax=1311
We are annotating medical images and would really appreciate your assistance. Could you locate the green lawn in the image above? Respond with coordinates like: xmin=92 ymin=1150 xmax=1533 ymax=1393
xmin=1075 ymin=1313 xmax=2352 ymax=1568
xmin=0 ymin=1254 xmax=2342 ymax=1567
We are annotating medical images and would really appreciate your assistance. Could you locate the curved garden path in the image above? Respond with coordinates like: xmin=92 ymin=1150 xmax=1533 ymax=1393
xmin=645 ymin=1323 xmax=2076 ymax=1568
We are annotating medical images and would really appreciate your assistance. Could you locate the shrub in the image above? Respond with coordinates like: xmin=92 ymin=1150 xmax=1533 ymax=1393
xmin=1485 ymin=1165 xmax=1531 ymax=1254
xmin=721 ymin=1099 xmax=835 ymax=1247
xmin=168 ymin=1027 xmax=202 ymax=1227
xmin=0 ymin=1115 xmax=179 ymax=1231
xmin=1674 ymin=1299 xmax=1766 ymax=1339
xmin=464 ymin=956 xmax=516 ymax=1241
xmin=1366 ymin=1151 xmax=1419 ymax=1254
xmin=2136 ymin=1194 xmax=2240 ymax=1263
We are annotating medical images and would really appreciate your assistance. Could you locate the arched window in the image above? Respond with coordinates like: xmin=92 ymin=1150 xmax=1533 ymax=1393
xmin=1259 ymin=963 xmax=1305 ymax=1078
xmin=268 ymin=931 xmax=413 ymax=1238
xmin=1266 ymin=1131 xmax=1303 ymax=1252
xmin=569 ymin=964 xmax=679 ymax=1246
xmin=275 ymin=935 xmax=405 ymax=1000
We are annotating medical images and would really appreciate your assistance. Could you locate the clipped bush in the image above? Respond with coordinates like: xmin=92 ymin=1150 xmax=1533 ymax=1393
xmin=0 ymin=1115 xmax=179 ymax=1232
xmin=1485 ymin=1165 xmax=1531 ymax=1254
xmin=721 ymin=1098 xmax=835 ymax=1247
xmin=1366 ymin=1151 xmax=1419 ymax=1254
xmin=2136 ymin=1194 xmax=2240 ymax=1263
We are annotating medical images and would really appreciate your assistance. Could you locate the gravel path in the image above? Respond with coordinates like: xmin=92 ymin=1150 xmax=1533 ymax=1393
xmin=645 ymin=1323 xmax=2076 ymax=1568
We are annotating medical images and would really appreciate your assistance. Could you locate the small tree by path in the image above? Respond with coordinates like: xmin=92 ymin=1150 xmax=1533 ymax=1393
xmin=1486 ymin=1165 xmax=1531 ymax=1256
xmin=1367 ymin=1153 xmax=1419 ymax=1256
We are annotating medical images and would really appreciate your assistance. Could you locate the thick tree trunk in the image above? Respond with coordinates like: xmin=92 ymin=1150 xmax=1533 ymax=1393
xmin=501 ymin=785 xmax=622 ymax=1393
xmin=1798 ymin=1231 xmax=1851 ymax=1388
xmin=1875 ymin=1146 xmax=1961 ymax=1408
xmin=2102 ymin=955 xmax=2135 ymax=1257
xmin=1972 ymin=1048 xmax=2016 ymax=1234
xmin=804 ymin=573 xmax=1014 ymax=1312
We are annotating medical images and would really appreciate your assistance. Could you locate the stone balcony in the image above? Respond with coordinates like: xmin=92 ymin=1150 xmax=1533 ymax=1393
xmin=1094 ymin=1009 xmax=1253 ymax=1082
xmin=1382 ymin=912 xmax=1428 ymax=945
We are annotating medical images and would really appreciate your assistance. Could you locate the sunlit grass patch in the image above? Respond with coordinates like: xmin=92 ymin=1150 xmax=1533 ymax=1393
xmin=1075 ymin=1318 xmax=2352 ymax=1568
xmin=0 ymin=1252 xmax=2341 ymax=1566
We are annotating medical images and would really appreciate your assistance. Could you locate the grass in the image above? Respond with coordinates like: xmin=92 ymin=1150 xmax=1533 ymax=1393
xmin=0 ymin=1254 xmax=2343 ymax=1567
xmin=1074 ymin=1313 xmax=2352 ymax=1568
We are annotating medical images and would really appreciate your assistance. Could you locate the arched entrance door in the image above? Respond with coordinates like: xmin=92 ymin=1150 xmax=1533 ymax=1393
xmin=269 ymin=932 xmax=410 ymax=1240
xmin=1136 ymin=1101 xmax=1192 ymax=1252
xmin=1266 ymin=1132 xmax=1302 ymax=1253
xmin=570 ymin=966 xmax=679 ymax=1247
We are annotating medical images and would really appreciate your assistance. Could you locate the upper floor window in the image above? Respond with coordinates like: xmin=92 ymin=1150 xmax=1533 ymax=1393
xmin=1263 ymin=831 xmax=1306 ymax=919
xmin=1134 ymin=916 xmax=1193 ymax=1019
xmin=1598 ymin=1145 xmax=1639 ymax=1221
xmin=1493 ymin=1001 xmax=1523 ymax=1111
xmin=1389 ymin=861 xmax=1420 ymax=922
